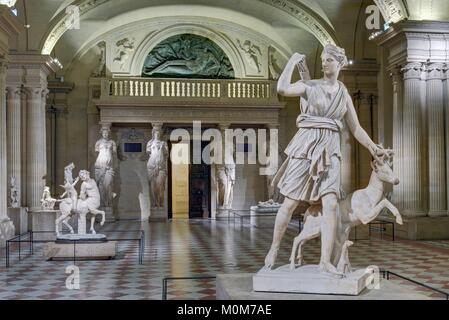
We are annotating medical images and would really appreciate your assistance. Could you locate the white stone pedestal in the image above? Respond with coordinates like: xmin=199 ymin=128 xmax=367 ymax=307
xmin=149 ymin=206 xmax=167 ymax=221
xmin=249 ymin=205 xmax=279 ymax=228
xmin=43 ymin=240 xmax=117 ymax=260
xmin=0 ymin=218 xmax=15 ymax=247
xmin=216 ymin=207 xmax=231 ymax=219
xmin=101 ymin=207 xmax=115 ymax=222
xmin=253 ymin=265 xmax=370 ymax=295
xmin=217 ymin=273 xmax=431 ymax=300
xmin=31 ymin=210 xmax=60 ymax=241
xmin=8 ymin=207 xmax=28 ymax=235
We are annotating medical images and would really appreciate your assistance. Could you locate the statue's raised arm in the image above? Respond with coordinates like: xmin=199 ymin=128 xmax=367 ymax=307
xmin=277 ymin=53 xmax=309 ymax=97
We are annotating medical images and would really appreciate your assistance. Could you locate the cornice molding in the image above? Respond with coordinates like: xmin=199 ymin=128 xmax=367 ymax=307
xmin=40 ymin=0 xmax=338 ymax=55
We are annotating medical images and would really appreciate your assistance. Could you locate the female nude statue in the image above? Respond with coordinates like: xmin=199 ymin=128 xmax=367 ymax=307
xmin=264 ymin=44 xmax=387 ymax=274
xmin=94 ymin=125 xmax=117 ymax=207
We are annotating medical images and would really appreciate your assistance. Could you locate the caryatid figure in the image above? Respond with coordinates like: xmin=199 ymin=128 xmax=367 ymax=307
xmin=94 ymin=124 xmax=117 ymax=207
xmin=147 ymin=125 xmax=168 ymax=208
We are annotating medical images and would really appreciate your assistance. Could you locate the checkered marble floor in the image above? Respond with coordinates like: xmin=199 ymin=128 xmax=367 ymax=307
xmin=1 ymin=219 xmax=448 ymax=300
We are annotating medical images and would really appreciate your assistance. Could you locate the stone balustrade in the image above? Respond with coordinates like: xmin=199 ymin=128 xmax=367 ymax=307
xmin=100 ymin=78 xmax=278 ymax=104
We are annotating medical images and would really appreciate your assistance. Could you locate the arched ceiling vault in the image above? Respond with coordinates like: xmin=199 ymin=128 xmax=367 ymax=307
xmin=40 ymin=0 xmax=339 ymax=56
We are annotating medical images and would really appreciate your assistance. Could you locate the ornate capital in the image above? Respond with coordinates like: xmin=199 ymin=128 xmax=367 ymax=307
xmin=401 ymin=62 xmax=424 ymax=80
xmin=6 ymin=86 xmax=21 ymax=99
xmin=24 ymin=87 xmax=45 ymax=100
xmin=425 ymin=63 xmax=445 ymax=80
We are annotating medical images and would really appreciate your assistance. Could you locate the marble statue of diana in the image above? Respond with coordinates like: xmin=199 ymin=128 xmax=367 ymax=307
xmin=264 ymin=44 xmax=388 ymax=274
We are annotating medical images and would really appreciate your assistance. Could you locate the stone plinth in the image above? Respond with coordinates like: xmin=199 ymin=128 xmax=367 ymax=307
xmin=217 ymin=273 xmax=431 ymax=300
xmin=101 ymin=207 xmax=115 ymax=222
xmin=31 ymin=210 xmax=60 ymax=241
xmin=43 ymin=240 xmax=117 ymax=260
xmin=249 ymin=205 xmax=279 ymax=228
xmin=8 ymin=207 xmax=27 ymax=235
xmin=216 ymin=207 xmax=231 ymax=219
xmin=56 ymin=233 xmax=107 ymax=242
xmin=380 ymin=215 xmax=449 ymax=240
xmin=253 ymin=265 xmax=370 ymax=295
xmin=149 ymin=207 xmax=167 ymax=221
xmin=0 ymin=218 xmax=15 ymax=247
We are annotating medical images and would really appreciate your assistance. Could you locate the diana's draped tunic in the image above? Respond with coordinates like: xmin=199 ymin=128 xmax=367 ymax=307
xmin=275 ymin=80 xmax=348 ymax=203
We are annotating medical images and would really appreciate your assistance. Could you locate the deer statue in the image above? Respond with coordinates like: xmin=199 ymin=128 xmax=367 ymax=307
xmin=289 ymin=150 xmax=403 ymax=272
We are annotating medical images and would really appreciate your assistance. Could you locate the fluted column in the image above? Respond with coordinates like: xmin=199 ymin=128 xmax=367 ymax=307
xmin=54 ymin=106 xmax=68 ymax=188
xmin=426 ymin=63 xmax=447 ymax=216
xmin=0 ymin=59 xmax=15 ymax=244
xmin=26 ymin=87 xmax=48 ymax=210
xmin=6 ymin=86 xmax=22 ymax=207
xmin=444 ymin=65 xmax=449 ymax=216
xmin=400 ymin=63 xmax=426 ymax=217
xmin=391 ymin=67 xmax=404 ymax=210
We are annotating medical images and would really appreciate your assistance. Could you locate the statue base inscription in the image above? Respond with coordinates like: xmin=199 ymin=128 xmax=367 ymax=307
xmin=253 ymin=265 xmax=370 ymax=295
xmin=44 ymin=240 xmax=117 ymax=261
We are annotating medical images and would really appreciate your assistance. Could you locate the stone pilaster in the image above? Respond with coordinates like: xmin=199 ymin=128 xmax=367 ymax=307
xmin=26 ymin=88 xmax=48 ymax=210
xmin=6 ymin=86 xmax=22 ymax=206
xmin=0 ymin=1 xmax=21 ymax=246
xmin=0 ymin=60 xmax=15 ymax=244
xmin=390 ymin=67 xmax=404 ymax=210
xmin=400 ymin=62 xmax=426 ymax=217
xmin=444 ymin=65 xmax=449 ymax=216
xmin=426 ymin=63 xmax=447 ymax=216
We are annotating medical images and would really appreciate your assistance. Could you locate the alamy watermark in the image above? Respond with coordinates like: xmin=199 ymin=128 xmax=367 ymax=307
xmin=65 ymin=265 xmax=80 ymax=290
xmin=169 ymin=121 xmax=279 ymax=176
xmin=365 ymin=265 xmax=381 ymax=290
xmin=365 ymin=4 xmax=390 ymax=31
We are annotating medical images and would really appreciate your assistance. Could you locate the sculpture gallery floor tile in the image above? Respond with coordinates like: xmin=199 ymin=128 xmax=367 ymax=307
xmin=0 ymin=219 xmax=448 ymax=300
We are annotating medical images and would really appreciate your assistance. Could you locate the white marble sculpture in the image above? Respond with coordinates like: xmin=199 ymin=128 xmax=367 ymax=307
xmin=336 ymin=240 xmax=353 ymax=274
xmin=237 ymin=39 xmax=262 ymax=73
xmin=0 ymin=0 xmax=17 ymax=7
xmin=92 ymin=41 xmax=106 ymax=77
xmin=55 ymin=164 xmax=106 ymax=236
xmin=289 ymin=151 xmax=403 ymax=272
xmin=216 ymin=163 xmax=236 ymax=209
xmin=41 ymin=186 xmax=57 ymax=210
xmin=268 ymin=47 xmax=281 ymax=80
xmin=9 ymin=176 xmax=19 ymax=208
xmin=264 ymin=44 xmax=392 ymax=275
xmin=55 ymin=177 xmax=79 ymax=235
xmin=147 ymin=126 xmax=168 ymax=208
xmin=94 ymin=124 xmax=117 ymax=207
xmin=76 ymin=170 xmax=106 ymax=235
xmin=113 ymin=37 xmax=135 ymax=70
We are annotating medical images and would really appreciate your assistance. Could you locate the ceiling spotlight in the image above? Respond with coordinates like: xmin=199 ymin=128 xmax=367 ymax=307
xmin=349 ymin=60 xmax=354 ymax=65
xmin=24 ymin=24 xmax=30 ymax=29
